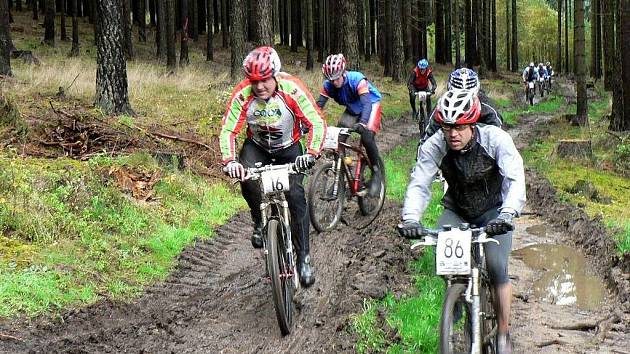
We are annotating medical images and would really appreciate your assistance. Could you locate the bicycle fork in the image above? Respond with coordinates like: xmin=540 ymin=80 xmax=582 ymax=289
xmin=470 ymin=268 xmax=482 ymax=354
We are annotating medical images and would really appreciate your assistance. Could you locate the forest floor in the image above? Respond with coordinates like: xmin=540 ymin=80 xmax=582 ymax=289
xmin=1 ymin=78 xmax=630 ymax=353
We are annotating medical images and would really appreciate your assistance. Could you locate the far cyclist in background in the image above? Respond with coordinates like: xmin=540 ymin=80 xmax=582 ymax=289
xmin=522 ymin=62 xmax=538 ymax=99
xmin=317 ymin=53 xmax=384 ymax=197
xmin=545 ymin=61 xmax=554 ymax=89
xmin=407 ymin=58 xmax=437 ymax=122
xmin=420 ymin=67 xmax=502 ymax=146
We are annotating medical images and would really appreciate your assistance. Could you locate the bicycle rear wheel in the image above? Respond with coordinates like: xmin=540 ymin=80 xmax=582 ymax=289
xmin=440 ymin=283 xmax=472 ymax=354
xmin=308 ymin=161 xmax=345 ymax=232
xmin=266 ymin=218 xmax=294 ymax=335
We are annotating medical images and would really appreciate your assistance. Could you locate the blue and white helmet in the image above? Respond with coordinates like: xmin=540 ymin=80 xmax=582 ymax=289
xmin=417 ymin=59 xmax=429 ymax=70
xmin=448 ymin=68 xmax=480 ymax=94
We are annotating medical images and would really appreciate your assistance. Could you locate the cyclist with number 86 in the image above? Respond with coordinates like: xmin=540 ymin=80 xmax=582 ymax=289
xmin=219 ymin=46 xmax=326 ymax=287
xmin=398 ymin=89 xmax=526 ymax=354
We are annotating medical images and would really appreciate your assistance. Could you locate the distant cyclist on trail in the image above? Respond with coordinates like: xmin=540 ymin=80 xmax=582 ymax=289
xmin=407 ymin=58 xmax=437 ymax=121
xmin=398 ymin=88 xmax=526 ymax=354
xmin=522 ymin=62 xmax=539 ymax=97
xmin=317 ymin=53 xmax=384 ymax=197
xmin=545 ymin=61 xmax=554 ymax=88
xmin=420 ymin=68 xmax=503 ymax=146
xmin=219 ymin=46 xmax=326 ymax=287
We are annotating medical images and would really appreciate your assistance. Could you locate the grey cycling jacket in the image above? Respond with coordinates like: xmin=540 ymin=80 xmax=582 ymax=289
xmin=402 ymin=124 xmax=526 ymax=222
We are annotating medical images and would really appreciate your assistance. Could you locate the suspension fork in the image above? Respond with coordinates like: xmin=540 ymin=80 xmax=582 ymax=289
xmin=470 ymin=267 xmax=482 ymax=354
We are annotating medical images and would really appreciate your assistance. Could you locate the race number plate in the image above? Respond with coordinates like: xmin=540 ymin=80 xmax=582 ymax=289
xmin=261 ymin=169 xmax=290 ymax=194
xmin=435 ymin=229 xmax=472 ymax=275
xmin=416 ymin=91 xmax=427 ymax=101
xmin=528 ymin=82 xmax=535 ymax=89
xmin=322 ymin=127 xmax=343 ymax=150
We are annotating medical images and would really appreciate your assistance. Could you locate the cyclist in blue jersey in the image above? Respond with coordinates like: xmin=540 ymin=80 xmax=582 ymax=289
xmin=317 ymin=53 xmax=384 ymax=197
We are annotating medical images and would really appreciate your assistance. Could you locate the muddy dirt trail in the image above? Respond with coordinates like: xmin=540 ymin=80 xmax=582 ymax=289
xmin=0 ymin=116 xmax=422 ymax=354
xmin=2 ymin=85 xmax=630 ymax=353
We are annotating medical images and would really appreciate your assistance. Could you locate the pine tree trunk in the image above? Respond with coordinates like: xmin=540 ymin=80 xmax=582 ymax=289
xmin=573 ymin=0 xmax=588 ymax=125
xmin=511 ymin=0 xmax=518 ymax=71
xmin=32 ymin=0 xmax=37 ymax=20
xmin=253 ymin=0 xmax=273 ymax=46
xmin=166 ymin=0 xmax=176 ymax=68
xmin=221 ymin=0 xmax=228 ymax=47
xmin=60 ymin=0 xmax=67 ymax=41
xmin=139 ymin=0 xmax=147 ymax=42
xmin=490 ymin=0 xmax=496 ymax=71
xmin=290 ymin=0 xmax=302 ymax=51
xmin=340 ymin=0 xmax=360 ymax=70
xmin=16 ymin=0 xmax=21 ymax=11
xmin=229 ymin=0 xmax=244 ymax=82
xmin=0 ymin=0 xmax=11 ymax=76
xmin=357 ymin=0 xmax=366 ymax=60
xmin=383 ymin=0 xmax=391 ymax=75
xmin=156 ymin=0 xmax=166 ymax=60
xmin=43 ymin=0 xmax=54 ymax=46
xmin=190 ymin=0 xmax=198 ymax=40
xmin=611 ymin=0 xmax=630 ymax=131
xmin=180 ymin=0 xmax=189 ymax=67
xmin=369 ymin=0 xmax=376 ymax=60
xmin=445 ymin=0 xmax=453 ymax=65
xmin=306 ymin=0 xmax=313 ymax=69
xmin=601 ymin=0 xmax=614 ymax=90
xmin=318 ymin=0 xmax=325 ymax=62
xmin=465 ymin=0 xmax=473 ymax=66
xmin=95 ymin=0 xmax=133 ymax=115
xmin=435 ymin=0 xmax=444 ymax=64
xmin=391 ymin=0 xmax=404 ymax=81
xmin=564 ymin=0 xmax=569 ymax=73
xmin=555 ymin=0 xmax=563 ymax=73
xmin=69 ymin=0 xmax=79 ymax=56
xmin=206 ymin=0 xmax=214 ymax=60
xmin=455 ymin=0 xmax=461 ymax=67
xmin=149 ymin=0 xmax=156 ymax=27
xmin=122 ymin=0 xmax=133 ymax=59
xmin=478 ymin=0 xmax=487 ymax=72
xmin=590 ymin=0 xmax=598 ymax=78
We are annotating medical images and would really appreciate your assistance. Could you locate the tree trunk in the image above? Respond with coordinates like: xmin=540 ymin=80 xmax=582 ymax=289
xmin=139 ymin=0 xmax=147 ymax=42
xmin=122 ymin=0 xmax=133 ymax=59
xmin=43 ymin=0 xmax=54 ymax=46
xmin=369 ymin=0 xmax=375 ymax=60
xmin=564 ymin=0 xmax=569 ymax=73
xmin=16 ymin=0 xmax=21 ymax=11
xmin=306 ymin=0 xmax=313 ymax=69
xmin=230 ymin=0 xmax=244 ymax=82
xmin=573 ymin=0 xmax=588 ymax=126
xmin=290 ymin=0 xmax=302 ymax=51
xmin=601 ymin=0 xmax=614 ymax=90
xmin=190 ymin=0 xmax=198 ymax=40
xmin=166 ymin=0 xmax=176 ymax=68
xmin=383 ymin=0 xmax=391 ymax=75
xmin=221 ymin=0 xmax=228 ymax=47
xmin=253 ymin=0 xmax=273 ymax=45
xmin=0 ymin=0 xmax=11 ymax=76
xmin=455 ymin=0 xmax=461 ymax=67
xmin=357 ymin=0 xmax=366 ymax=59
xmin=69 ymin=0 xmax=79 ymax=56
xmin=206 ymin=0 xmax=214 ymax=60
xmin=60 ymin=0 xmax=67 ymax=41
xmin=149 ymin=0 xmax=156 ymax=27
xmin=478 ymin=0 xmax=487 ymax=72
xmin=445 ymin=0 xmax=453 ymax=65
xmin=490 ymin=0 xmax=496 ymax=71
xmin=611 ymin=0 xmax=630 ymax=131
xmin=32 ymin=0 xmax=37 ymax=20
xmin=590 ymin=0 xmax=599 ymax=78
xmin=390 ymin=0 xmax=404 ymax=81
xmin=156 ymin=0 xmax=166 ymax=60
xmin=511 ymin=0 xmax=518 ymax=71
xmin=340 ymin=0 xmax=360 ymax=70
xmin=435 ymin=0 xmax=445 ymax=64
xmin=95 ymin=0 xmax=133 ymax=115
xmin=180 ymin=0 xmax=189 ymax=67
xmin=557 ymin=0 xmax=562 ymax=73
xmin=318 ymin=0 xmax=325 ymax=62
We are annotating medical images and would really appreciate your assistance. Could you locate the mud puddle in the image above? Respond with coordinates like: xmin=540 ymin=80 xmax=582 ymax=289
xmin=513 ymin=243 xmax=605 ymax=310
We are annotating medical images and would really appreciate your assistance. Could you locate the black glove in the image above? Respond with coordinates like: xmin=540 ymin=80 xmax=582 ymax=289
xmin=431 ymin=88 xmax=436 ymax=95
xmin=352 ymin=123 xmax=367 ymax=134
xmin=485 ymin=212 xmax=515 ymax=236
xmin=397 ymin=220 xmax=424 ymax=239
xmin=295 ymin=153 xmax=316 ymax=170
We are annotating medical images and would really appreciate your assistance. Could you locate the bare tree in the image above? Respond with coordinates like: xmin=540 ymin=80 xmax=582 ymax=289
xmin=180 ymin=0 xmax=189 ymax=67
xmin=340 ymin=0 xmax=360 ymax=70
xmin=139 ymin=0 xmax=147 ymax=42
xmin=573 ymin=0 xmax=587 ymax=126
xmin=557 ymin=0 xmax=562 ymax=73
xmin=156 ymin=0 xmax=167 ymax=60
xmin=511 ymin=0 xmax=518 ymax=71
xmin=0 ymin=0 xmax=11 ymax=76
xmin=122 ymin=0 xmax=133 ymax=59
xmin=230 ymin=0 xmax=244 ymax=82
xmin=69 ymin=0 xmax=79 ymax=56
xmin=43 ymin=0 xmax=54 ymax=46
xmin=207 ymin=0 xmax=214 ymax=61
xmin=306 ymin=0 xmax=313 ymax=69
xmin=95 ymin=0 xmax=133 ymax=115
xmin=253 ymin=0 xmax=273 ymax=45
xmin=611 ymin=0 xmax=630 ymax=131
xmin=166 ymin=0 xmax=176 ymax=68
xmin=60 ymin=0 xmax=67 ymax=41
xmin=601 ymin=0 xmax=614 ymax=89
xmin=390 ymin=0 xmax=404 ymax=81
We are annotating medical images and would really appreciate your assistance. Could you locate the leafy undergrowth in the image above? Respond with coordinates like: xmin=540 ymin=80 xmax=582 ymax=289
xmin=523 ymin=90 xmax=630 ymax=253
xmin=354 ymin=140 xmax=445 ymax=353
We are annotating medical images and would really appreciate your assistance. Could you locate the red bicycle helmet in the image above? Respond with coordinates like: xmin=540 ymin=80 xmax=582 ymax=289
xmin=434 ymin=89 xmax=481 ymax=125
xmin=322 ymin=54 xmax=347 ymax=80
xmin=242 ymin=46 xmax=281 ymax=80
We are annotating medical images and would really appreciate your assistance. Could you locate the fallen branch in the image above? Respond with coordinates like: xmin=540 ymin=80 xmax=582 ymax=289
xmin=536 ymin=338 xmax=569 ymax=348
xmin=550 ymin=321 xmax=598 ymax=331
xmin=0 ymin=332 xmax=23 ymax=341
xmin=152 ymin=132 xmax=216 ymax=152
xmin=49 ymin=101 xmax=79 ymax=120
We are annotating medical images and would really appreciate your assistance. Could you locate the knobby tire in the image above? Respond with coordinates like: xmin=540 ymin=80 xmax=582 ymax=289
xmin=357 ymin=156 xmax=386 ymax=228
xmin=266 ymin=218 xmax=294 ymax=335
xmin=440 ymin=283 xmax=472 ymax=354
xmin=308 ymin=161 xmax=345 ymax=232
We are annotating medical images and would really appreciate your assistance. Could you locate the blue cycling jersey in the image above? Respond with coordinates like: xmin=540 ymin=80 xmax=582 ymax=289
xmin=321 ymin=71 xmax=382 ymax=116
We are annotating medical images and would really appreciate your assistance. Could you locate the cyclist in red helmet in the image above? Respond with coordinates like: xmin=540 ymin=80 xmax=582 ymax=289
xmin=219 ymin=46 xmax=327 ymax=287
xmin=398 ymin=89 xmax=526 ymax=354
xmin=318 ymin=53 xmax=384 ymax=197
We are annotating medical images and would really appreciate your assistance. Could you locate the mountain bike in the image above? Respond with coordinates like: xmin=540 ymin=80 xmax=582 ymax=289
xmin=537 ymin=76 xmax=546 ymax=97
xmin=308 ymin=126 xmax=386 ymax=232
xmin=225 ymin=162 xmax=307 ymax=335
xmin=414 ymin=90 xmax=434 ymax=134
xmin=526 ymin=81 xmax=535 ymax=106
xmin=401 ymin=224 xmax=499 ymax=354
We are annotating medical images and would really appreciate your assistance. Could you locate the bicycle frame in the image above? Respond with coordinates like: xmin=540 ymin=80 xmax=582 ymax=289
xmin=329 ymin=130 xmax=373 ymax=197
xmin=411 ymin=225 xmax=498 ymax=354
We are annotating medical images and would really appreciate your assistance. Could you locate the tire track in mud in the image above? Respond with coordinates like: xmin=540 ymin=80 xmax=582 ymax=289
xmin=0 ymin=116 xmax=420 ymax=354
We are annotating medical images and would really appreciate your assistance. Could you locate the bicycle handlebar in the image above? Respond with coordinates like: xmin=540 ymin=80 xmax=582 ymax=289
xmin=222 ymin=162 xmax=306 ymax=182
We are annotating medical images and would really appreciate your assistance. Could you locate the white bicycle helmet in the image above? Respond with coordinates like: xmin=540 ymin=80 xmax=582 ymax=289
xmin=435 ymin=89 xmax=481 ymax=125
xmin=322 ymin=54 xmax=347 ymax=80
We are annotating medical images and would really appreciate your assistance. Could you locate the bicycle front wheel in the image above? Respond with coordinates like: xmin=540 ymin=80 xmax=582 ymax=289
xmin=308 ymin=161 xmax=345 ymax=232
xmin=440 ymin=283 xmax=472 ymax=354
xmin=266 ymin=218 xmax=294 ymax=335
xmin=481 ymin=277 xmax=498 ymax=353
xmin=357 ymin=157 xmax=386 ymax=226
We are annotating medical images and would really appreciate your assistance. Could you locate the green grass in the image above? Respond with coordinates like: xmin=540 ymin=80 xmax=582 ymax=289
xmin=501 ymin=95 xmax=565 ymax=126
xmin=0 ymin=153 xmax=245 ymax=317
xmin=354 ymin=140 xmax=445 ymax=353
